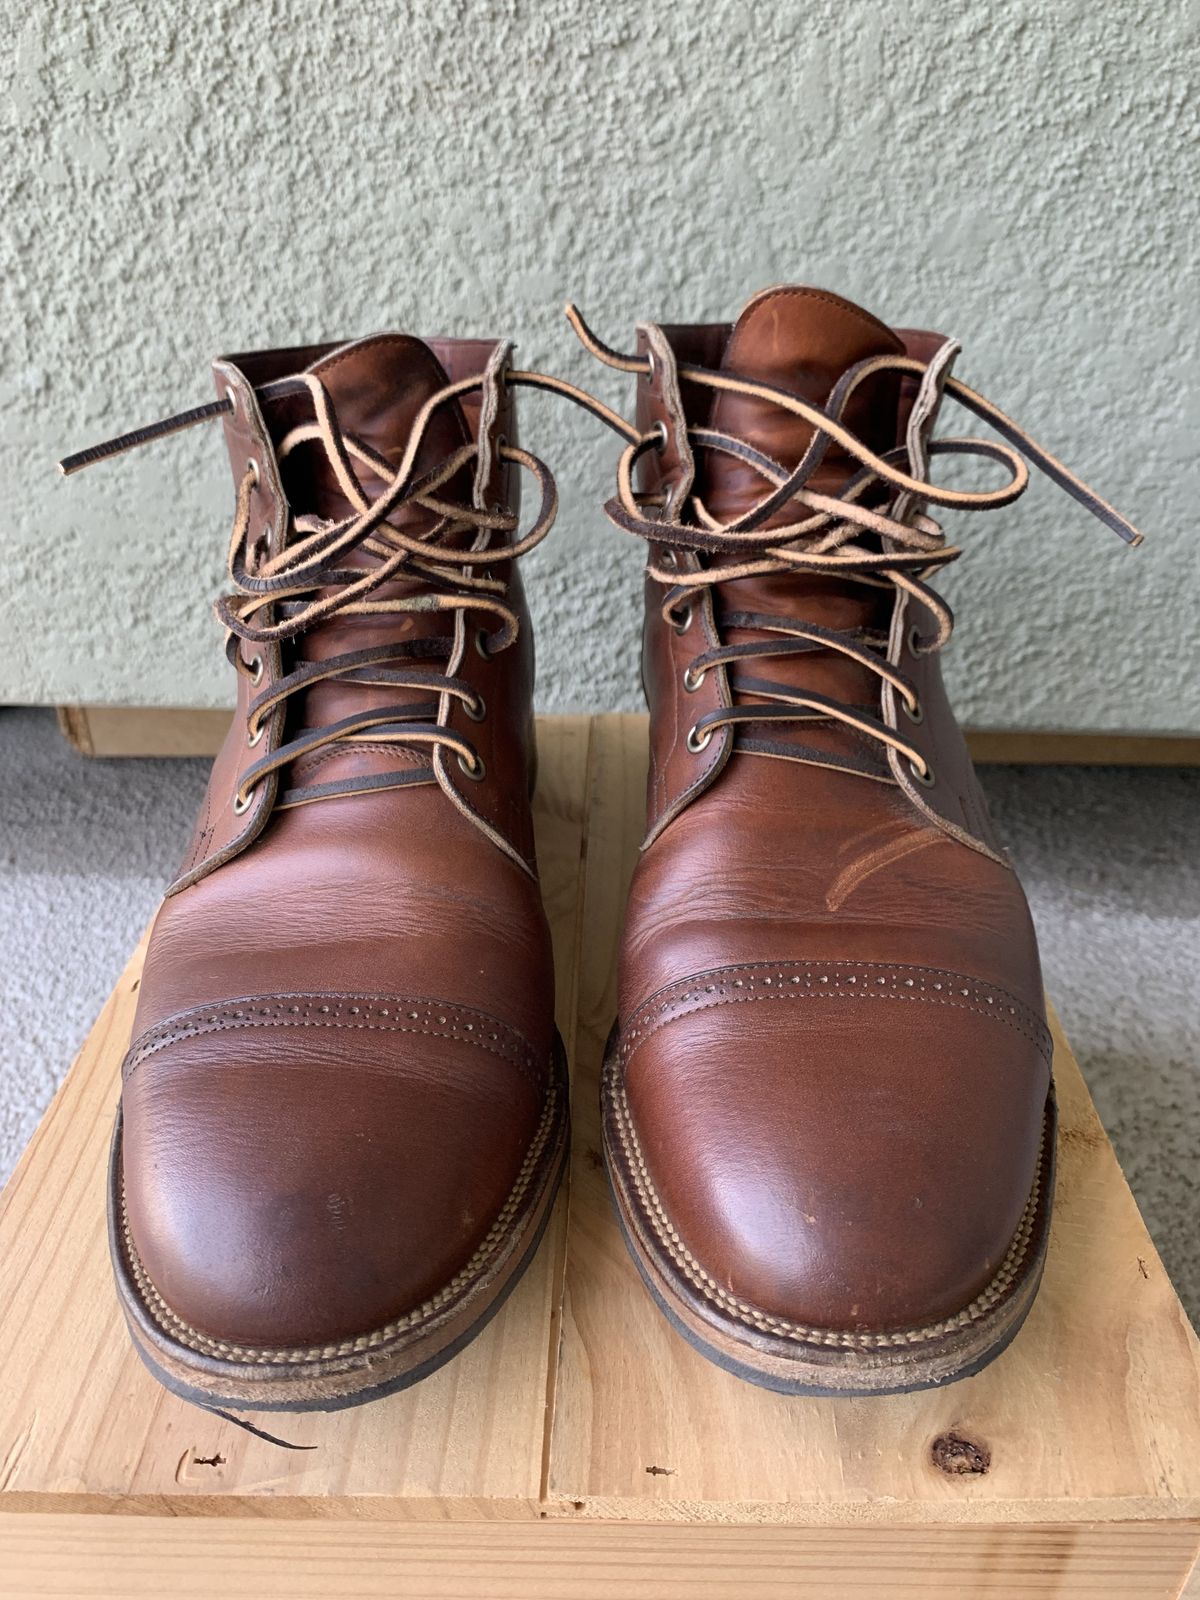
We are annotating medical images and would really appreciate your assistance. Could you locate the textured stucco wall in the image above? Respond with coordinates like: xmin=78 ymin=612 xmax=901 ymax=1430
xmin=2 ymin=1 xmax=1196 ymax=729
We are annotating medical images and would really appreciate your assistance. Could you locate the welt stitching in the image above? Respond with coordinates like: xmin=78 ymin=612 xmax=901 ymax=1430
xmin=608 ymin=1064 xmax=1044 ymax=1349
xmin=121 ymin=1080 xmax=560 ymax=1363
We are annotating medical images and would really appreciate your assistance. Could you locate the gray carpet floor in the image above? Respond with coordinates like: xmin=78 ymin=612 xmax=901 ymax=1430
xmin=1 ymin=706 xmax=1196 ymax=1322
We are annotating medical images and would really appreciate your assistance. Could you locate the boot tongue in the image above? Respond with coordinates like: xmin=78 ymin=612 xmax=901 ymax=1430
xmin=702 ymin=285 xmax=903 ymax=523
xmin=700 ymin=287 xmax=905 ymax=759
xmin=272 ymin=334 xmax=471 ymax=525
xmin=256 ymin=334 xmax=476 ymax=769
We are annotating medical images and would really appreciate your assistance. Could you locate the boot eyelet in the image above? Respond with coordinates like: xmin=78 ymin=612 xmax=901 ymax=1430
xmin=475 ymin=628 xmax=493 ymax=660
xmin=907 ymin=623 xmax=924 ymax=656
xmin=686 ymin=724 xmax=713 ymax=754
xmin=247 ymin=654 xmax=264 ymax=685
xmin=463 ymin=692 xmax=486 ymax=722
xmin=653 ymin=420 xmax=669 ymax=453
xmin=246 ymin=457 xmax=260 ymax=489
xmin=233 ymin=785 xmax=256 ymax=815
xmin=457 ymin=751 xmax=486 ymax=781
xmin=223 ymin=386 xmax=238 ymax=417
xmin=909 ymin=757 xmax=936 ymax=788
xmin=246 ymin=719 xmax=265 ymax=748
xmin=683 ymin=664 xmax=705 ymax=692
xmin=901 ymin=694 xmax=924 ymax=724
xmin=645 ymin=350 xmax=657 ymax=387
xmin=671 ymin=604 xmax=693 ymax=634
xmin=659 ymin=547 xmax=679 ymax=571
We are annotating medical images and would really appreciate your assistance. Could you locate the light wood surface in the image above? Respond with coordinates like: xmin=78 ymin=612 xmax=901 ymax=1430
xmin=56 ymin=704 xmax=234 ymax=758
xmin=3 ymin=714 xmax=1198 ymax=1598
xmin=548 ymin=717 xmax=1200 ymax=1531
xmin=54 ymin=702 xmax=1200 ymax=765
xmin=3 ymin=1514 xmax=1198 ymax=1598
xmin=0 ymin=719 xmax=591 ymax=1521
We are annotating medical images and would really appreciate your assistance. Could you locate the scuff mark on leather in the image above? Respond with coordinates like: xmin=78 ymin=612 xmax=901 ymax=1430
xmin=825 ymin=827 xmax=944 ymax=910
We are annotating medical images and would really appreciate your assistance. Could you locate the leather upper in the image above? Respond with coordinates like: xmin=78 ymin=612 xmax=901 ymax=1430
xmin=120 ymin=334 xmax=555 ymax=1349
xmin=615 ymin=287 xmax=1052 ymax=1337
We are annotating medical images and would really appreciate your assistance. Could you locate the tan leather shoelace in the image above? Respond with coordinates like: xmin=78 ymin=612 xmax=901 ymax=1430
xmin=563 ymin=307 xmax=1145 ymax=785
xmin=59 ymin=320 xmax=1143 ymax=801
xmin=59 ymin=356 xmax=630 ymax=811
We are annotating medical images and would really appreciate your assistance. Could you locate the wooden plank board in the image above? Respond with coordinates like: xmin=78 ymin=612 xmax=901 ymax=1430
xmin=0 ymin=717 xmax=591 ymax=1519
xmin=2 ymin=1513 xmax=1198 ymax=1599
xmin=548 ymin=715 xmax=1200 ymax=1531
xmin=55 ymin=705 xmax=234 ymax=759
xmin=53 ymin=703 xmax=1200 ymax=765
xmin=2 ymin=714 xmax=1198 ymax=1597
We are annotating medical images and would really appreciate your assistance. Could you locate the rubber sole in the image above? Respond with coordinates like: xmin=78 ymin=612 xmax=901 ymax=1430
xmin=601 ymin=1023 xmax=1056 ymax=1396
xmin=108 ymin=1034 xmax=570 ymax=1414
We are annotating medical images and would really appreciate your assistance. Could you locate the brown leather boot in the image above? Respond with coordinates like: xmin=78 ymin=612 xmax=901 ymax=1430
xmin=61 ymin=334 xmax=569 ymax=1410
xmin=571 ymin=287 xmax=1142 ymax=1394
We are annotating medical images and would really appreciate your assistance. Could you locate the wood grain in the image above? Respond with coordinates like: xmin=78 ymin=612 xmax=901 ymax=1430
xmin=2 ymin=714 xmax=1198 ymax=1598
xmin=0 ymin=717 xmax=590 ymax=1519
xmin=1 ymin=1514 xmax=1198 ymax=1599
xmin=548 ymin=715 xmax=1200 ymax=1533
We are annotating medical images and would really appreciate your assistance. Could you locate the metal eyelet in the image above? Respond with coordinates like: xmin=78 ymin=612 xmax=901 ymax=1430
xmin=645 ymin=350 xmax=656 ymax=387
xmin=475 ymin=628 xmax=493 ymax=660
xmin=248 ymin=654 xmax=264 ymax=685
xmin=659 ymin=547 xmax=679 ymax=571
xmin=463 ymin=691 xmax=486 ymax=722
xmin=223 ymin=385 xmax=238 ymax=417
xmin=246 ymin=719 xmax=265 ymax=748
xmin=901 ymin=694 xmax=924 ymax=724
xmin=909 ymin=758 xmax=936 ymax=788
xmin=671 ymin=604 xmax=693 ymax=634
xmin=653 ymin=420 xmax=669 ymax=453
xmin=456 ymin=751 xmax=486 ymax=781
xmin=908 ymin=623 xmax=924 ymax=656
xmin=246 ymin=457 xmax=260 ymax=489
xmin=686 ymin=724 xmax=713 ymax=754
xmin=232 ymin=786 xmax=256 ymax=815
xmin=683 ymin=664 xmax=705 ymax=693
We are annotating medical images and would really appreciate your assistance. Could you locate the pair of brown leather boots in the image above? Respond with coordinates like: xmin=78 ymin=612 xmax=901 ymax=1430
xmin=63 ymin=286 xmax=1140 ymax=1411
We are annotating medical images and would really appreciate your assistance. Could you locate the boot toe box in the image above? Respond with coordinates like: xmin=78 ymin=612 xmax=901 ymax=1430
xmin=616 ymin=961 xmax=1052 ymax=1337
xmin=117 ymin=994 xmax=548 ymax=1351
